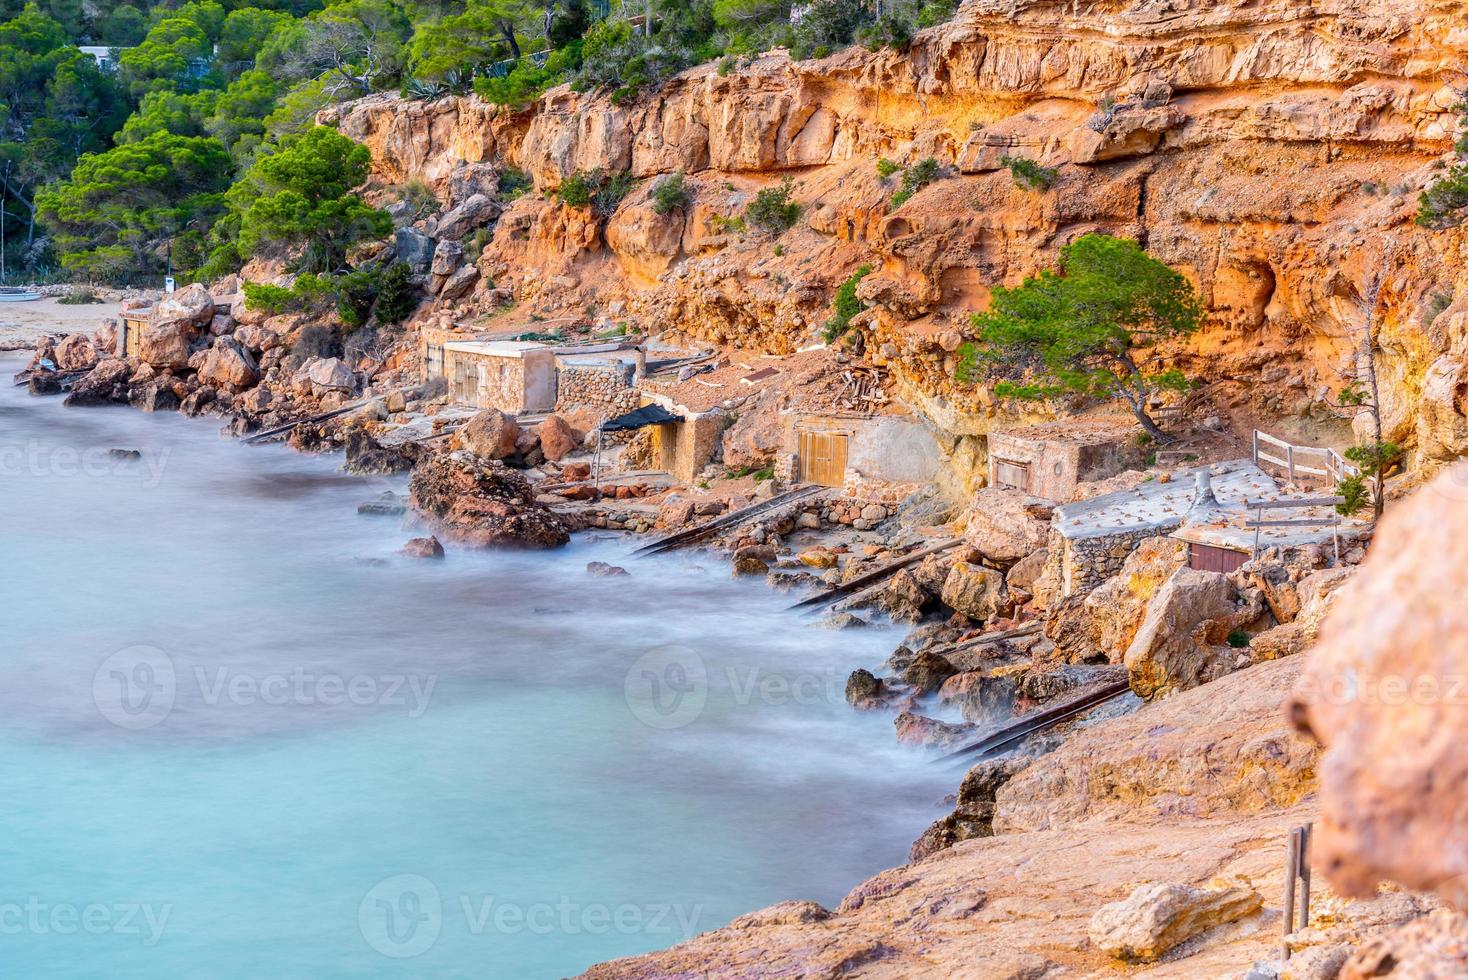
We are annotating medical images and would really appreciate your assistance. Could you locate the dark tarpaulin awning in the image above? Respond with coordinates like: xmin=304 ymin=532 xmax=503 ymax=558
xmin=599 ymin=404 xmax=683 ymax=432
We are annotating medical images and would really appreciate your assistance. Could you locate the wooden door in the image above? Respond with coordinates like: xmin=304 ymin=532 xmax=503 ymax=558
xmin=799 ymin=431 xmax=848 ymax=487
xmin=993 ymin=458 xmax=1030 ymax=492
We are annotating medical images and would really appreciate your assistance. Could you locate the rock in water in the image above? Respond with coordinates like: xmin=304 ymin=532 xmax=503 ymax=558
xmin=64 ymin=358 xmax=132 ymax=406
xmin=401 ymin=536 xmax=445 ymax=559
xmin=586 ymin=561 xmax=629 ymax=577
xmin=1087 ymin=878 xmax=1262 ymax=962
xmin=343 ymin=428 xmax=415 ymax=475
xmin=409 ymin=450 xmax=569 ymax=549
xmin=358 ymin=491 xmax=407 ymax=516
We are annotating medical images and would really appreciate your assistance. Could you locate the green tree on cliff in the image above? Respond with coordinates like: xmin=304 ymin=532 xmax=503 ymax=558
xmin=36 ymin=131 xmax=232 ymax=281
xmin=956 ymin=233 xmax=1203 ymax=443
xmin=230 ymin=125 xmax=390 ymax=273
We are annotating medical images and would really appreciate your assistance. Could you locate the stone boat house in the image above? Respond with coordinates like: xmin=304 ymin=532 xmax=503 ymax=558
xmin=986 ymin=420 xmax=1137 ymax=501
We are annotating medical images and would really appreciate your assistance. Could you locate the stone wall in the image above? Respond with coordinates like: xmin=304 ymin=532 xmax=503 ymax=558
xmin=819 ymin=480 xmax=922 ymax=530
xmin=1061 ymin=522 xmax=1183 ymax=597
xmin=555 ymin=364 xmax=638 ymax=416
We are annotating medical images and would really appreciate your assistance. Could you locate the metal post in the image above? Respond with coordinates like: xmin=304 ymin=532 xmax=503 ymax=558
xmin=1282 ymin=827 xmax=1300 ymax=961
xmin=1252 ymin=429 xmax=1260 ymax=468
xmin=1286 ymin=444 xmax=1295 ymax=484
xmin=593 ymin=426 xmax=603 ymax=499
xmin=1298 ymin=823 xmax=1312 ymax=929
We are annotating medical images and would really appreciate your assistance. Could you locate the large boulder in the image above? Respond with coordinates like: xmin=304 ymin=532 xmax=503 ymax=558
xmin=459 ymin=410 xmax=521 ymax=460
xmin=940 ymin=561 xmax=1009 ymax=621
xmin=963 ymin=489 xmax=1052 ymax=563
xmin=437 ymin=264 xmax=480 ymax=301
xmin=431 ymin=193 xmax=499 ymax=240
xmin=393 ymin=227 xmax=436 ymax=274
xmin=1123 ymin=568 xmax=1245 ymax=698
xmin=297 ymin=356 xmax=355 ymax=393
xmin=54 ymin=333 xmax=98 ymax=371
xmin=1049 ymin=536 xmax=1186 ymax=662
xmin=1087 ymin=878 xmax=1262 ymax=962
xmin=63 ymin=358 xmax=132 ymax=406
xmin=233 ymin=323 xmax=279 ymax=353
xmin=197 ymin=337 xmax=258 ymax=389
xmin=408 ymin=450 xmax=569 ymax=549
xmin=154 ymin=283 xmax=214 ymax=327
xmin=537 ymin=414 xmax=578 ymax=462
xmin=138 ymin=319 xmax=196 ymax=369
xmin=1290 ymin=464 xmax=1468 ymax=907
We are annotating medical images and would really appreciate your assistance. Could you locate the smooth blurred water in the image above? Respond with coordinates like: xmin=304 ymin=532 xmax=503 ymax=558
xmin=0 ymin=354 xmax=951 ymax=979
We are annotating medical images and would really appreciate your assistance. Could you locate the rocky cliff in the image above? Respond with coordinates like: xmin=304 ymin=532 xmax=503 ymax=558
xmin=326 ymin=0 xmax=1468 ymax=478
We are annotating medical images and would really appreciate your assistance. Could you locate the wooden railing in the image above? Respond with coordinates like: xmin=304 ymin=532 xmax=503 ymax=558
xmin=1252 ymin=430 xmax=1359 ymax=486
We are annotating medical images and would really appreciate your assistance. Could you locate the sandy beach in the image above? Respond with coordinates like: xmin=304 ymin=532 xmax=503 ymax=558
xmin=0 ymin=296 xmax=121 ymax=351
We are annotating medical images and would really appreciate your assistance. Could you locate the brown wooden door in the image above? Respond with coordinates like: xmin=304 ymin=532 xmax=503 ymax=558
xmin=993 ymin=458 xmax=1029 ymax=492
xmin=1189 ymin=543 xmax=1248 ymax=573
xmin=799 ymin=431 xmax=848 ymax=487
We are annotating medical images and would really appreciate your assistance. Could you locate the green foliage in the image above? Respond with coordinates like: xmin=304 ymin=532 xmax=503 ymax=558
xmin=651 ymin=171 xmax=692 ymax=215
xmin=232 ymin=126 xmax=391 ymax=273
xmin=55 ymin=284 xmax=99 ymax=304
xmin=710 ymin=213 xmax=745 ymax=234
xmin=1000 ymin=154 xmax=1057 ymax=191
xmin=956 ymin=234 xmax=1203 ymax=432
xmin=1226 ymin=630 xmax=1250 ymax=649
xmin=497 ymin=166 xmax=532 ymax=199
xmin=1418 ymin=98 xmax=1468 ymax=229
xmin=408 ymin=0 xmax=534 ymax=84
xmin=374 ymin=261 xmax=418 ymax=323
xmin=1344 ymin=440 xmax=1402 ymax=478
xmin=876 ymin=158 xmax=899 ymax=179
xmin=557 ymin=168 xmax=634 ymax=217
xmin=746 ymin=177 xmax=800 ymax=234
xmin=38 ymin=131 xmax=232 ymax=282
xmin=821 ymin=263 xmax=871 ymax=342
xmin=472 ymin=46 xmax=580 ymax=108
xmin=217 ymin=7 xmax=292 ymax=76
xmin=1334 ymin=473 xmax=1370 ymax=516
xmin=116 ymin=89 xmax=219 ymax=143
xmin=242 ymin=280 xmax=296 ymax=313
xmin=119 ymin=15 xmax=213 ymax=96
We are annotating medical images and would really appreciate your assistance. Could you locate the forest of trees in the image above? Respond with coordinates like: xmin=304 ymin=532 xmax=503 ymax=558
xmin=1 ymin=0 xmax=958 ymax=287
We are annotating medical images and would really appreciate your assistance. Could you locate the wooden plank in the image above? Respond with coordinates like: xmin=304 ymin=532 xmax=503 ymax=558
xmin=787 ymin=539 xmax=960 ymax=611
xmin=1246 ymin=517 xmax=1342 ymax=528
xmin=1243 ymin=496 xmax=1345 ymax=508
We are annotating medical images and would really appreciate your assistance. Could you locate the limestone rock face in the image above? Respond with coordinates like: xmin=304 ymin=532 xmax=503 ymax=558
xmin=1291 ymin=464 xmax=1468 ymax=907
xmin=408 ymin=450 xmax=569 ymax=549
xmin=1088 ymin=878 xmax=1262 ymax=962
xmin=393 ymin=227 xmax=436 ymax=273
xmin=459 ymin=409 xmax=521 ymax=460
xmin=1123 ymin=567 xmax=1243 ymax=698
xmin=996 ymin=656 xmax=1315 ymax=833
xmin=1049 ymin=535 xmax=1186 ymax=662
xmin=1340 ymin=908 xmax=1468 ymax=979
